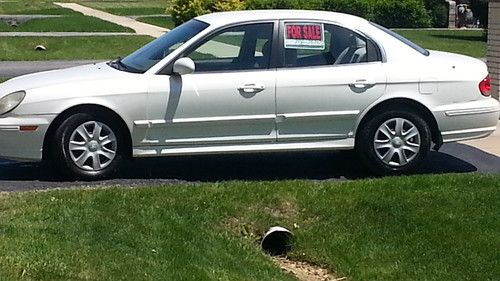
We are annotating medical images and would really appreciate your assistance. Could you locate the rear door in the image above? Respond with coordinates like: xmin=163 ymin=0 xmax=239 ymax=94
xmin=276 ymin=21 xmax=387 ymax=142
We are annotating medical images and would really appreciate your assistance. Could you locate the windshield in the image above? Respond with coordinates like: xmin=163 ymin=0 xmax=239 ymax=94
xmin=120 ymin=19 xmax=209 ymax=73
xmin=370 ymin=22 xmax=429 ymax=56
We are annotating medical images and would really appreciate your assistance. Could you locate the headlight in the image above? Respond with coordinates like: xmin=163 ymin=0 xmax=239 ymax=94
xmin=0 ymin=91 xmax=26 ymax=115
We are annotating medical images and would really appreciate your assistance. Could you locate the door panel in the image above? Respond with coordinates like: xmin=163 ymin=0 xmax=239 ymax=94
xmin=276 ymin=21 xmax=387 ymax=141
xmin=276 ymin=63 xmax=386 ymax=141
xmin=144 ymin=23 xmax=277 ymax=146
xmin=145 ymin=71 xmax=276 ymax=145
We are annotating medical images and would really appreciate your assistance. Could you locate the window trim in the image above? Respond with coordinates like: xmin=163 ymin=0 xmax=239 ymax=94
xmin=158 ymin=20 xmax=279 ymax=75
xmin=277 ymin=19 xmax=385 ymax=70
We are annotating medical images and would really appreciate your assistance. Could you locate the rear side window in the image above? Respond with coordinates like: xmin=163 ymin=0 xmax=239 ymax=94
xmin=370 ymin=22 xmax=429 ymax=56
xmin=282 ymin=22 xmax=381 ymax=68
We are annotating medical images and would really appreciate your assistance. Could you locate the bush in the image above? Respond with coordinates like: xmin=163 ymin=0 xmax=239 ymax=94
xmin=372 ymin=0 xmax=431 ymax=28
xmin=214 ymin=0 xmax=246 ymax=11
xmin=168 ymin=0 xmax=433 ymax=28
xmin=424 ymin=0 xmax=448 ymax=28
xmin=322 ymin=0 xmax=374 ymax=20
xmin=246 ymin=0 xmax=302 ymax=9
xmin=168 ymin=0 xmax=209 ymax=26
xmin=168 ymin=0 xmax=245 ymax=26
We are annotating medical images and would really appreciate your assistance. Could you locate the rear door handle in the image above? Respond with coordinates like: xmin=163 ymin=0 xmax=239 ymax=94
xmin=349 ymin=79 xmax=376 ymax=89
xmin=237 ymin=83 xmax=265 ymax=94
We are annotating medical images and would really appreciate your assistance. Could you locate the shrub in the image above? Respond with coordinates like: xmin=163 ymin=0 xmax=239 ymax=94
xmin=168 ymin=0 xmax=209 ymax=26
xmin=168 ymin=0 xmax=245 ymax=26
xmin=322 ymin=0 xmax=374 ymax=20
xmin=424 ymin=0 xmax=448 ymax=28
xmin=168 ymin=0 xmax=433 ymax=28
xmin=246 ymin=0 xmax=300 ymax=9
xmin=214 ymin=0 xmax=246 ymax=11
xmin=372 ymin=0 xmax=431 ymax=28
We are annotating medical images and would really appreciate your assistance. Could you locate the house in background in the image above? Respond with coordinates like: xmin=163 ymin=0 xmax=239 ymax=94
xmin=489 ymin=0 xmax=500 ymax=99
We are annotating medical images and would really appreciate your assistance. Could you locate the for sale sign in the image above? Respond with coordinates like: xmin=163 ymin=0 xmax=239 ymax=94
xmin=284 ymin=23 xmax=325 ymax=50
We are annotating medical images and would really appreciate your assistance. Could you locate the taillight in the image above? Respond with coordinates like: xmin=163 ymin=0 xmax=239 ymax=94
xmin=479 ymin=75 xmax=491 ymax=97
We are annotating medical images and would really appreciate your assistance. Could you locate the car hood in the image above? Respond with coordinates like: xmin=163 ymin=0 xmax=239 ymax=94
xmin=0 ymin=62 xmax=130 ymax=97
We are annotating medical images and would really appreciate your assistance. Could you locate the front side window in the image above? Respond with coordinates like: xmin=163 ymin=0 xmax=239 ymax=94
xmin=186 ymin=23 xmax=274 ymax=73
xmin=283 ymin=22 xmax=380 ymax=68
xmin=119 ymin=19 xmax=209 ymax=73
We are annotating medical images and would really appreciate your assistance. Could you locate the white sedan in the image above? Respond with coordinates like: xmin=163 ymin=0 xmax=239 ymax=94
xmin=0 ymin=10 xmax=499 ymax=179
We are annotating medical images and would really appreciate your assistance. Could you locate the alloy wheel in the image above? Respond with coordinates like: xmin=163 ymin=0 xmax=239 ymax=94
xmin=68 ymin=121 xmax=117 ymax=171
xmin=373 ymin=118 xmax=421 ymax=167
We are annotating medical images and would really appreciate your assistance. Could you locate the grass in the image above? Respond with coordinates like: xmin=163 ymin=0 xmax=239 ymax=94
xmin=0 ymin=15 xmax=133 ymax=33
xmin=395 ymin=29 xmax=487 ymax=58
xmin=0 ymin=78 xmax=8 ymax=83
xmin=0 ymin=173 xmax=498 ymax=281
xmin=100 ymin=7 xmax=167 ymax=16
xmin=137 ymin=16 xmax=175 ymax=30
xmin=0 ymin=2 xmax=78 ymax=15
xmin=0 ymin=36 xmax=154 ymax=61
xmin=80 ymin=0 xmax=168 ymax=11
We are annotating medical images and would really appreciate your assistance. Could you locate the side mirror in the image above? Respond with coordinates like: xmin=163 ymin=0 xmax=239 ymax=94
xmin=173 ymin=57 xmax=195 ymax=75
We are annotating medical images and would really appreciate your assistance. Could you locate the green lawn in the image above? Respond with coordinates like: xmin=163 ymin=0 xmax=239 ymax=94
xmin=101 ymin=7 xmax=167 ymax=16
xmin=0 ymin=1 xmax=78 ymax=15
xmin=395 ymin=29 xmax=487 ymax=58
xmin=137 ymin=16 xmax=175 ymax=30
xmin=0 ymin=36 xmax=154 ymax=61
xmin=80 ymin=0 xmax=168 ymax=12
xmin=0 ymin=78 xmax=8 ymax=83
xmin=0 ymin=174 xmax=498 ymax=281
xmin=0 ymin=15 xmax=133 ymax=32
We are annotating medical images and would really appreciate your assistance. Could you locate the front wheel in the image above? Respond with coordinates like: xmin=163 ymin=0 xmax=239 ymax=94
xmin=51 ymin=113 xmax=126 ymax=180
xmin=357 ymin=110 xmax=431 ymax=175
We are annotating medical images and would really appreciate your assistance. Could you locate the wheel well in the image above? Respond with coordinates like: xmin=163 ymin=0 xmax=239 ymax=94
xmin=356 ymin=98 xmax=442 ymax=149
xmin=42 ymin=104 xmax=133 ymax=161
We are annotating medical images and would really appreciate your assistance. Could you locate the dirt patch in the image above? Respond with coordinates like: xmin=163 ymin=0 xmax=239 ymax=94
xmin=273 ymin=257 xmax=346 ymax=281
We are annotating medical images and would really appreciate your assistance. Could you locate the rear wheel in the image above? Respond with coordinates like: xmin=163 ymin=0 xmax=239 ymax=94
xmin=51 ymin=113 xmax=125 ymax=180
xmin=357 ymin=110 xmax=431 ymax=175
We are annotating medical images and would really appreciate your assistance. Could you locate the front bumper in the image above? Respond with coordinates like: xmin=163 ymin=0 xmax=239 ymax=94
xmin=434 ymin=98 xmax=500 ymax=143
xmin=0 ymin=114 xmax=56 ymax=161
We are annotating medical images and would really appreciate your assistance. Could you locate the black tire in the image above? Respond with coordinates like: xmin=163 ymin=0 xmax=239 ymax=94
xmin=356 ymin=109 xmax=431 ymax=175
xmin=50 ymin=112 xmax=126 ymax=180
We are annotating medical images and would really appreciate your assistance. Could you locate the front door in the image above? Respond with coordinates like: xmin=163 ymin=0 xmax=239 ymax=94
xmin=145 ymin=22 xmax=277 ymax=146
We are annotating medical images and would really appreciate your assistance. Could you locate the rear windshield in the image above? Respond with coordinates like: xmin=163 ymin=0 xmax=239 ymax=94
xmin=370 ymin=22 xmax=429 ymax=56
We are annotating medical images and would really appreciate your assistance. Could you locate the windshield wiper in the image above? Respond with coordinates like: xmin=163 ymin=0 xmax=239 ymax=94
xmin=108 ymin=57 xmax=143 ymax=73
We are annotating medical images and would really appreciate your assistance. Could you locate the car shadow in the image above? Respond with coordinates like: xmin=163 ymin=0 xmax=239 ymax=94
xmin=0 ymin=142 xmax=493 ymax=191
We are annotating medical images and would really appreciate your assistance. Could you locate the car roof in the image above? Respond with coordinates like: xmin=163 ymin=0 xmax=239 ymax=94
xmin=196 ymin=10 xmax=369 ymax=28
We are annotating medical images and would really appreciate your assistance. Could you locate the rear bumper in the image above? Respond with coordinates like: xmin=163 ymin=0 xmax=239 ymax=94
xmin=0 ymin=114 xmax=55 ymax=161
xmin=433 ymin=98 xmax=500 ymax=143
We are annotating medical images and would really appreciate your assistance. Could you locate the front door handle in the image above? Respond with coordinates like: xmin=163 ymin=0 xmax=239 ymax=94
xmin=237 ymin=83 xmax=265 ymax=94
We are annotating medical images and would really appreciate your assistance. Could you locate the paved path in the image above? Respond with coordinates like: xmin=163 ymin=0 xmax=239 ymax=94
xmin=0 ymin=32 xmax=140 ymax=37
xmin=54 ymin=2 xmax=169 ymax=38
xmin=0 ymin=60 xmax=102 ymax=78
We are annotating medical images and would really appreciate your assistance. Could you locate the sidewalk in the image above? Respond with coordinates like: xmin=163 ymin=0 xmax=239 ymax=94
xmin=54 ymin=2 xmax=169 ymax=38
xmin=460 ymin=122 xmax=500 ymax=157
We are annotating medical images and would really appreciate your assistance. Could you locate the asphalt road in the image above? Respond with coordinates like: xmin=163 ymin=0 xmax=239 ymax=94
xmin=0 ymin=142 xmax=498 ymax=192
